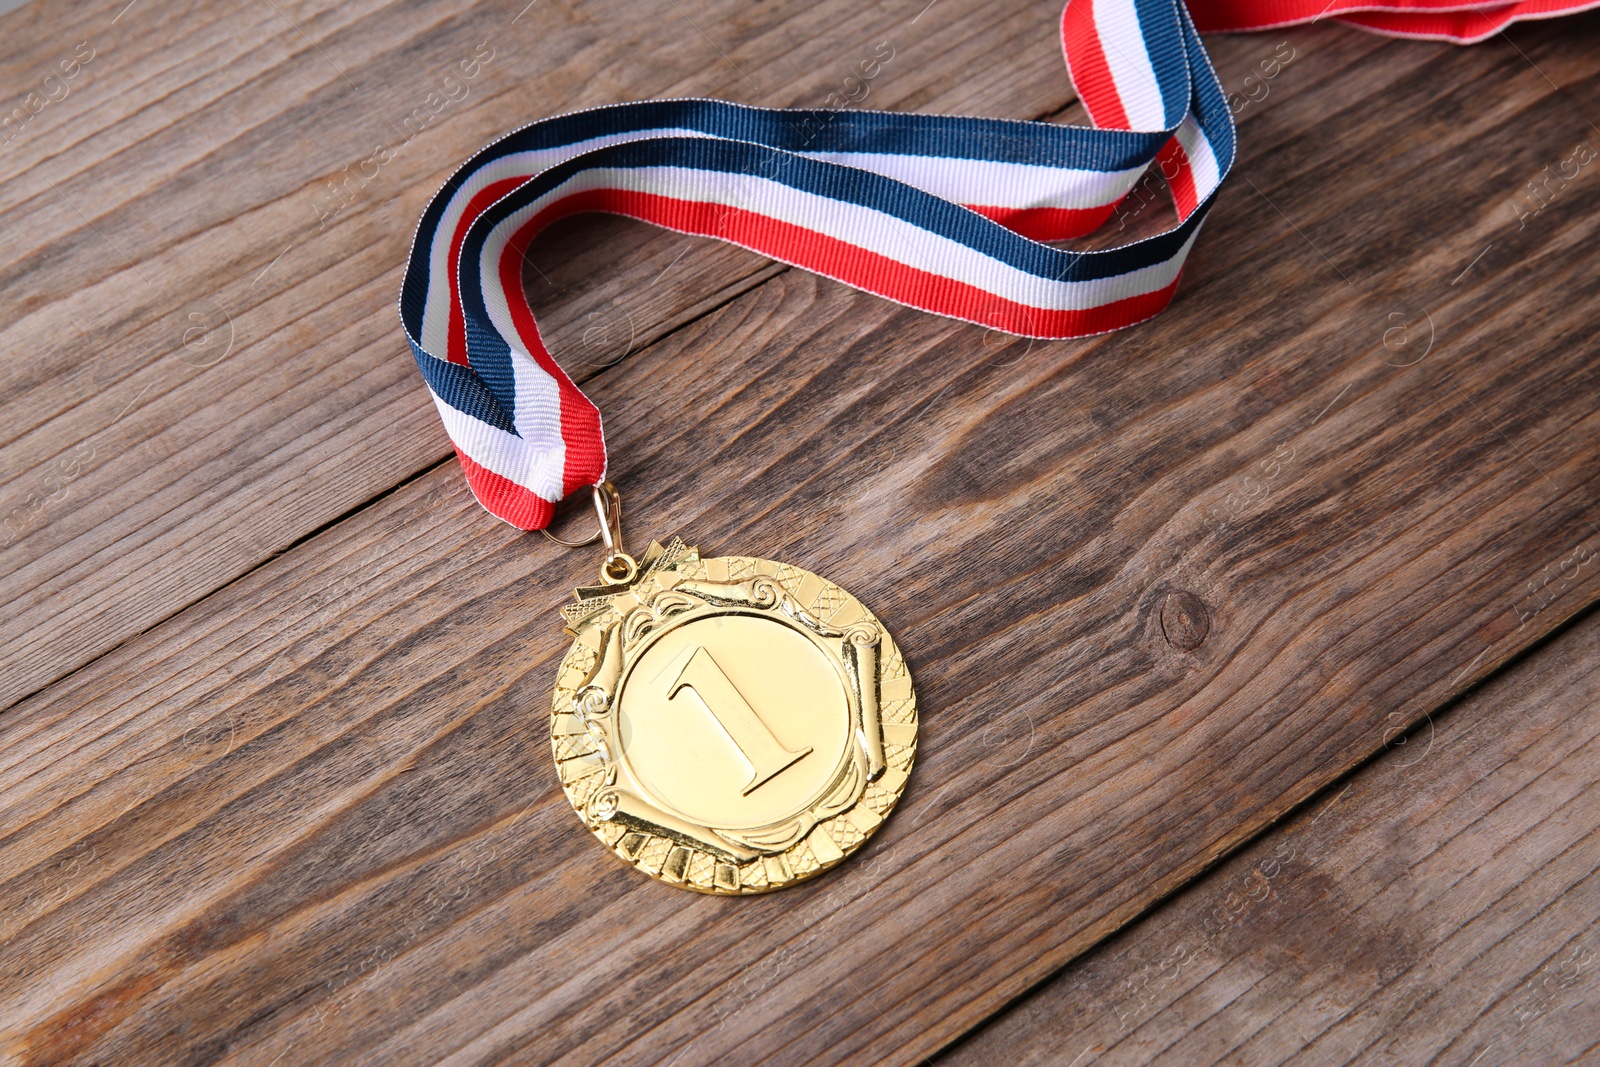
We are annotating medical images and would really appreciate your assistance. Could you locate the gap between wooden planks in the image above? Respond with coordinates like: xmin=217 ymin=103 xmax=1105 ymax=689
xmin=2 ymin=2 xmax=1600 ymax=1066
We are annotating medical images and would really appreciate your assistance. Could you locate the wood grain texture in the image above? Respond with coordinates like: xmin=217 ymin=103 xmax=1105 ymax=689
xmin=2 ymin=2 xmax=1599 ymax=1066
xmin=941 ymin=604 xmax=1600 ymax=1066
xmin=0 ymin=0 xmax=1079 ymax=709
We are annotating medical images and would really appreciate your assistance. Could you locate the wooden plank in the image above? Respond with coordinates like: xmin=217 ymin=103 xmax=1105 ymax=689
xmin=940 ymin=604 xmax=1600 ymax=1066
xmin=0 ymin=0 xmax=1081 ymax=709
xmin=3 ymin=12 xmax=1600 ymax=1067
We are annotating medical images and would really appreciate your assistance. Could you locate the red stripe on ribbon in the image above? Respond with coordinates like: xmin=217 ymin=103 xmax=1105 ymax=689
xmin=447 ymin=176 xmax=531 ymax=366
xmin=1156 ymin=138 xmax=1200 ymax=219
xmin=1333 ymin=2 xmax=1588 ymax=40
xmin=496 ymin=185 xmax=1182 ymax=346
xmin=966 ymin=202 xmax=1120 ymax=241
xmin=1062 ymin=0 xmax=1132 ymax=130
xmin=1189 ymin=0 xmax=1600 ymax=38
xmin=458 ymin=447 xmax=557 ymax=529
xmin=498 ymin=208 xmax=608 ymax=497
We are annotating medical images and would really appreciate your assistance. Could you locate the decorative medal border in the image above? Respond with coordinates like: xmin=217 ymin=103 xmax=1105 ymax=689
xmin=549 ymin=547 xmax=917 ymax=893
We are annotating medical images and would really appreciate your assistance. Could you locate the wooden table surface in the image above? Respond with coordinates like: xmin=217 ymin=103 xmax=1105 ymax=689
xmin=2 ymin=0 xmax=1597 ymax=1063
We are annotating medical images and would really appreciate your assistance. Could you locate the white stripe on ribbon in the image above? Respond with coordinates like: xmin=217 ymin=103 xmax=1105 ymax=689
xmin=430 ymin=391 xmax=566 ymax=499
xmin=476 ymin=166 xmax=1197 ymax=328
xmin=1095 ymin=0 xmax=1170 ymax=130
xmin=423 ymin=129 xmax=1165 ymax=351
xmin=796 ymin=150 xmax=1149 ymax=212
xmin=1172 ymin=114 xmax=1221 ymax=200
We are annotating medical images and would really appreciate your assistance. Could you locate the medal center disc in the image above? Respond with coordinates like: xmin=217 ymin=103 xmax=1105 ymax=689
xmin=616 ymin=613 xmax=853 ymax=830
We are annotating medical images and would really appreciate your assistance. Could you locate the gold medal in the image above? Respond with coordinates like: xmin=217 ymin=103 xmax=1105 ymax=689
xmin=546 ymin=485 xmax=916 ymax=893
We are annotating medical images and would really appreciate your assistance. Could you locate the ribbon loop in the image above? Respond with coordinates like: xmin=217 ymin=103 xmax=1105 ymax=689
xmin=400 ymin=0 xmax=1234 ymax=529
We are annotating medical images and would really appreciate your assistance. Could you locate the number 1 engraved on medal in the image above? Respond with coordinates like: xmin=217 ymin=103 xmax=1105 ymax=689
xmin=553 ymin=547 xmax=916 ymax=893
xmin=668 ymin=646 xmax=811 ymax=795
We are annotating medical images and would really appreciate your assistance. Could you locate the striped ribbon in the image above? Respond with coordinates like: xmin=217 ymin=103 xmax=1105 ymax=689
xmin=398 ymin=0 xmax=1585 ymax=530
xmin=1192 ymin=0 xmax=1600 ymax=43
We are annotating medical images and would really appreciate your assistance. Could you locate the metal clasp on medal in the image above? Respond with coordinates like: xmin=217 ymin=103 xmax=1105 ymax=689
xmin=540 ymin=481 xmax=638 ymax=585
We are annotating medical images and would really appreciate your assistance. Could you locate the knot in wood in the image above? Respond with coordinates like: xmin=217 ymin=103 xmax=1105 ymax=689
xmin=1161 ymin=591 xmax=1210 ymax=651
